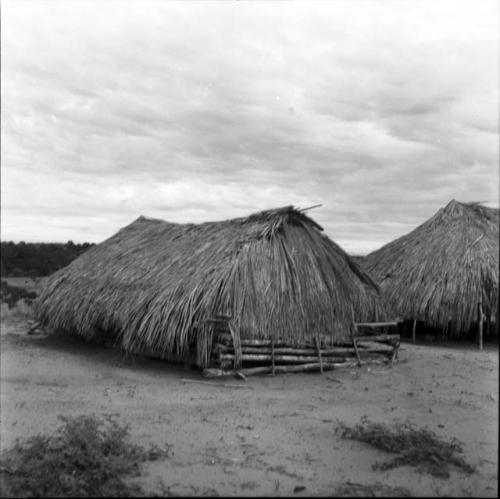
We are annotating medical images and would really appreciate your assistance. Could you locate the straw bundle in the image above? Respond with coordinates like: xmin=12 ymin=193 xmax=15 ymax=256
xmin=35 ymin=206 xmax=385 ymax=366
xmin=363 ymin=200 xmax=499 ymax=335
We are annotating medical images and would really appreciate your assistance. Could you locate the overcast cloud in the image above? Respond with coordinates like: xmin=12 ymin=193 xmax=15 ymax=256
xmin=1 ymin=0 xmax=498 ymax=253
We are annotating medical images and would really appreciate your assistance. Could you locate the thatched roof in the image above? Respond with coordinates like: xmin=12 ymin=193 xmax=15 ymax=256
xmin=35 ymin=206 xmax=385 ymax=366
xmin=350 ymin=255 xmax=366 ymax=266
xmin=363 ymin=200 xmax=499 ymax=335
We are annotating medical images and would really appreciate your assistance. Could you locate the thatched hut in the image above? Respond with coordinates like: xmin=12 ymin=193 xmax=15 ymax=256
xmin=363 ymin=200 xmax=499 ymax=337
xmin=35 ymin=206 xmax=385 ymax=367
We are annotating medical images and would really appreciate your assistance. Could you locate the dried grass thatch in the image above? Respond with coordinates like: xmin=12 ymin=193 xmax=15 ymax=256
xmin=363 ymin=200 xmax=499 ymax=335
xmin=35 ymin=206 xmax=385 ymax=366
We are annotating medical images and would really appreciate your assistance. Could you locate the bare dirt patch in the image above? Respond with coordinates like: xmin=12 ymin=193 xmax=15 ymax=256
xmin=1 ymin=314 xmax=498 ymax=497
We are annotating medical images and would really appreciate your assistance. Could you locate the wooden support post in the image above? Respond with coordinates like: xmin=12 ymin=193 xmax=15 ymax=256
xmin=478 ymin=298 xmax=483 ymax=351
xmin=352 ymin=337 xmax=362 ymax=366
xmin=390 ymin=343 xmax=399 ymax=364
xmin=315 ymin=337 xmax=323 ymax=374
xmin=26 ymin=322 xmax=42 ymax=335
xmin=228 ymin=319 xmax=242 ymax=368
xmin=271 ymin=337 xmax=276 ymax=376
xmin=349 ymin=314 xmax=361 ymax=367
xmin=412 ymin=318 xmax=417 ymax=345
xmin=350 ymin=305 xmax=362 ymax=366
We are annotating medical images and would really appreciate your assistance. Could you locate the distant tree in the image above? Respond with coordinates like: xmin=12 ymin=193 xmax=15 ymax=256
xmin=0 ymin=241 xmax=95 ymax=277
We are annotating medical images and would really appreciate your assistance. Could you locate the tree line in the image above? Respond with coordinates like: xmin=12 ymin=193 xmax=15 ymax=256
xmin=0 ymin=241 xmax=95 ymax=277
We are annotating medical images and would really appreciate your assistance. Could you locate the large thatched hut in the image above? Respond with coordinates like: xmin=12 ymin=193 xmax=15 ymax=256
xmin=35 ymin=206 xmax=385 ymax=367
xmin=363 ymin=200 xmax=499 ymax=337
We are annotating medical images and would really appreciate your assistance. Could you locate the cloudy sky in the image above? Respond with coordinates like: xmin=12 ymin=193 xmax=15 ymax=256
xmin=2 ymin=0 xmax=498 ymax=254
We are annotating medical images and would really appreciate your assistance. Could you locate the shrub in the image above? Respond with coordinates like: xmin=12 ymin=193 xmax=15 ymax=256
xmin=0 ymin=414 xmax=170 ymax=497
xmin=337 ymin=416 xmax=475 ymax=478
xmin=0 ymin=280 xmax=37 ymax=308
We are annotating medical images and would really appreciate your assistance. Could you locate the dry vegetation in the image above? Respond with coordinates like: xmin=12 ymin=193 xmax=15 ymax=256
xmin=0 ymin=414 xmax=170 ymax=497
xmin=0 ymin=280 xmax=38 ymax=308
xmin=338 ymin=416 xmax=475 ymax=478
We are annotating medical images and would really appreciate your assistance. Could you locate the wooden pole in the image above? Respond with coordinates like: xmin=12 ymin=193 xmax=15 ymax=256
xmin=214 ymin=344 xmax=390 ymax=355
xmin=215 ymin=334 xmax=399 ymax=350
xmin=495 ymin=305 xmax=499 ymax=337
xmin=478 ymin=298 xmax=483 ymax=351
xmin=217 ymin=334 xmax=400 ymax=347
xmin=228 ymin=320 xmax=242 ymax=368
xmin=219 ymin=353 xmax=361 ymax=363
xmin=298 ymin=203 xmax=322 ymax=212
xmin=354 ymin=321 xmax=400 ymax=328
xmin=390 ymin=342 xmax=400 ymax=364
xmin=218 ymin=347 xmax=391 ymax=359
xmin=271 ymin=337 xmax=275 ymax=376
xmin=412 ymin=319 xmax=417 ymax=345
xmin=352 ymin=338 xmax=362 ymax=366
xmin=26 ymin=322 xmax=42 ymax=335
xmin=345 ymin=333 xmax=400 ymax=343
xmin=350 ymin=305 xmax=362 ymax=366
xmin=315 ymin=337 xmax=323 ymax=374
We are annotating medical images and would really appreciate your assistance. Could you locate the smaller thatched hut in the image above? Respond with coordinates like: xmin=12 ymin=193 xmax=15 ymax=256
xmin=35 ymin=206 xmax=386 ymax=367
xmin=363 ymin=200 xmax=499 ymax=338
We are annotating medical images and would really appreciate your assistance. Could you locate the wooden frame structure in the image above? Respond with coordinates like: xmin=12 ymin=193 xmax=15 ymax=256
xmin=204 ymin=316 xmax=401 ymax=378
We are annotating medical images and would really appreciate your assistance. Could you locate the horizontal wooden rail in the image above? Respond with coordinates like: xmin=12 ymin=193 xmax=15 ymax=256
xmin=354 ymin=321 xmax=400 ymax=328
xmin=216 ymin=335 xmax=400 ymax=348
xmin=354 ymin=334 xmax=400 ymax=342
xmin=203 ymin=357 xmax=398 ymax=377
xmin=219 ymin=352 xmax=392 ymax=364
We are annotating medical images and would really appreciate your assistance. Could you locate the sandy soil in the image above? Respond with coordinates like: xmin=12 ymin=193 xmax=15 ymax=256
xmin=0 ymin=312 xmax=498 ymax=497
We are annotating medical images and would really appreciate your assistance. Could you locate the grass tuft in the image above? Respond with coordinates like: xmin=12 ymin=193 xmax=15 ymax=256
xmin=338 ymin=416 xmax=475 ymax=478
xmin=0 ymin=414 xmax=170 ymax=497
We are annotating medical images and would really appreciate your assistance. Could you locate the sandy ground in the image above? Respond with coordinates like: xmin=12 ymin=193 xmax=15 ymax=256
xmin=0 ymin=310 xmax=498 ymax=497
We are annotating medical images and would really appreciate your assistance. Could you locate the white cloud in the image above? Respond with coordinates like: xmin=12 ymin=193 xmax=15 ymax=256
xmin=1 ymin=0 xmax=498 ymax=253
